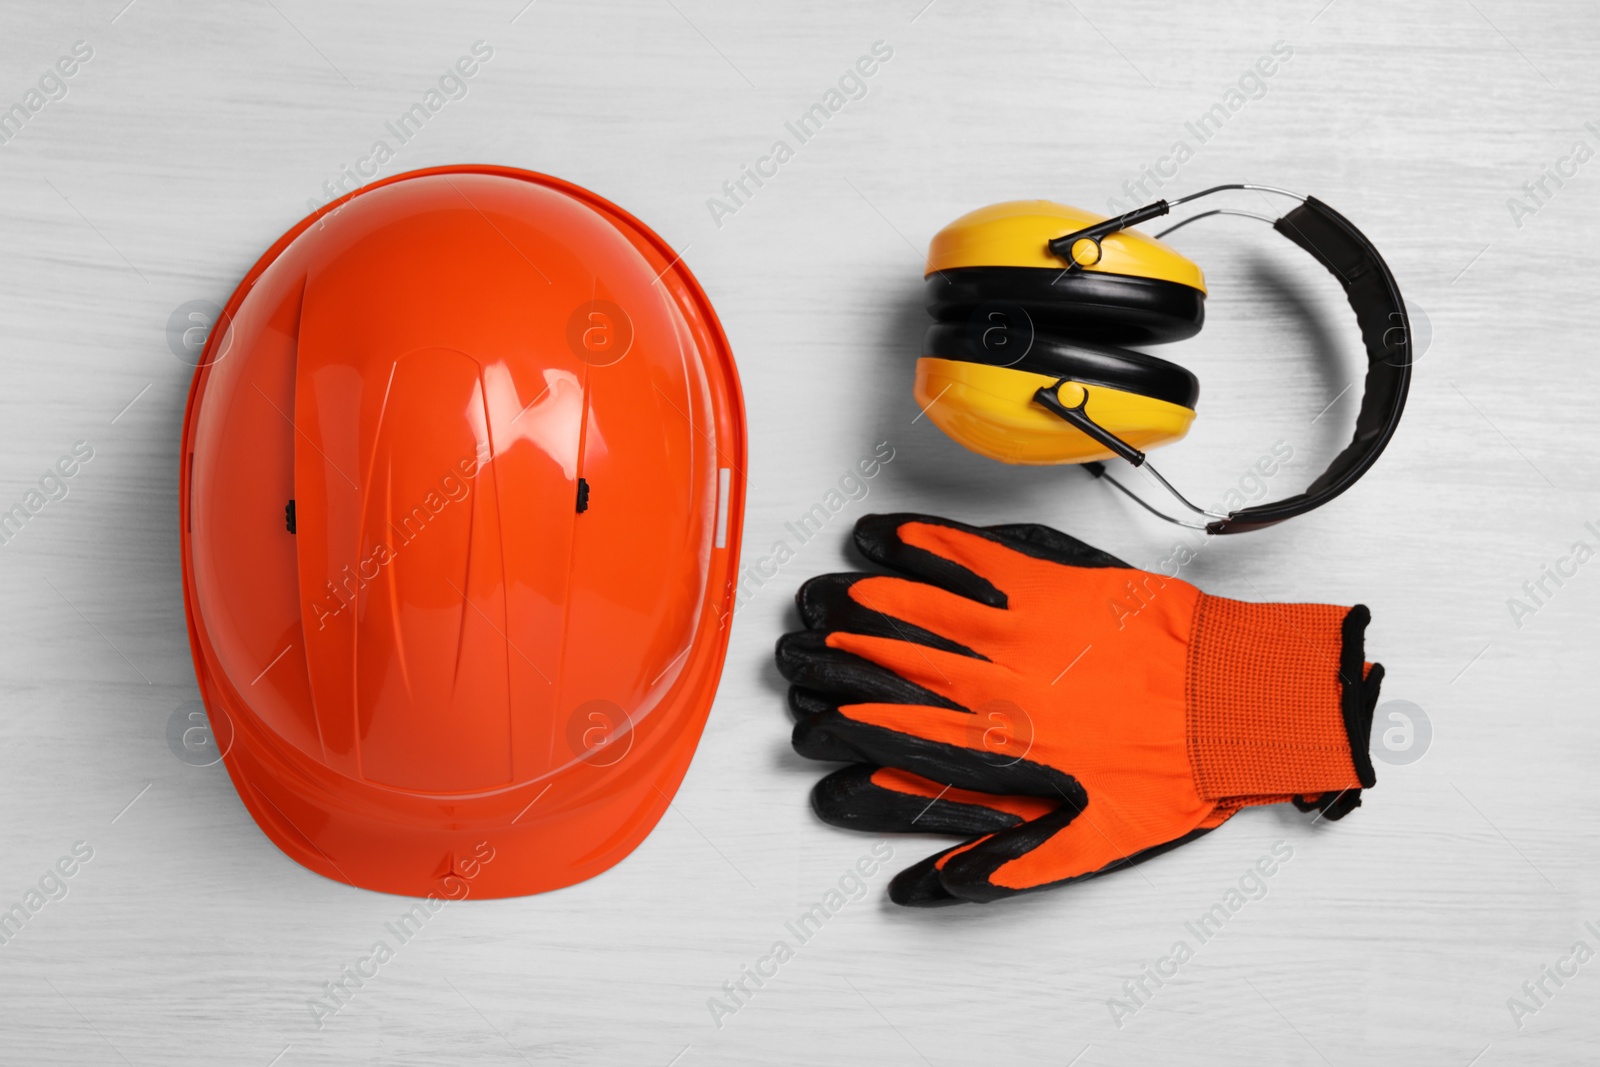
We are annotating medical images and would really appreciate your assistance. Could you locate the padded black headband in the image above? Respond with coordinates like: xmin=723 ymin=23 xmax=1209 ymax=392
xmin=1210 ymin=196 xmax=1411 ymax=533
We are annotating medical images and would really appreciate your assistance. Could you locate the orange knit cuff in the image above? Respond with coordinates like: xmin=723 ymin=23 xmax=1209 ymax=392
xmin=1185 ymin=595 xmax=1377 ymax=802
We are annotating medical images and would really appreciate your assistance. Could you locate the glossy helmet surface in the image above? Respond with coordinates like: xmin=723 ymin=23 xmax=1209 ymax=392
xmin=180 ymin=166 xmax=745 ymax=898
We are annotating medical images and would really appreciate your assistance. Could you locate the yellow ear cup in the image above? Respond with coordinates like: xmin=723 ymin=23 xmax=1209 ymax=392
xmin=926 ymin=200 xmax=1206 ymax=292
xmin=914 ymin=357 xmax=1195 ymax=465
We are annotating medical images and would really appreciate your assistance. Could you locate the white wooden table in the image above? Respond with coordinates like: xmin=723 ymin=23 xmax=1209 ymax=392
xmin=2 ymin=1 xmax=1597 ymax=1063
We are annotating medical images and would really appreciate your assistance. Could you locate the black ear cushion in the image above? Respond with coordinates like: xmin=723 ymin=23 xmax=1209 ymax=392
xmin=927 ymin=266 xmax=1205 ymax=346
xmin=924 ymin=323 xmax=1200 ymax=410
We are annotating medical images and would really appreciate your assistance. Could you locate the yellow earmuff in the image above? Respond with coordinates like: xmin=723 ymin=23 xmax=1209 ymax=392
xmin=918 ymin=200 xmax=1209 ymax=466
xmin=914 ymin=360 xmax=1196 ymax=465
xmin=926 ymin=200 xmax=1206 ymax=285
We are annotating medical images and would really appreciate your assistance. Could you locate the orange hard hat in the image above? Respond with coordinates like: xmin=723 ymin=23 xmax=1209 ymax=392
xmin=179 ymin=165 xmax=746 ymax=898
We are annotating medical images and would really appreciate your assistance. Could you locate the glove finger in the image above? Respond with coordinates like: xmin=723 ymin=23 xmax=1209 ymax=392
xmin=793 ymin=702 xmax=1079 ymax=798
xmin=801 ymin=571 xmax=1027 ymax=663
xmin=775 ymin=630 xmax=964 ymax=711
xmin=786 ymin=689 xmax=861 ymax=762
xmin=937 ymin=800 xmax=1214 ymax=904
xmin=822 ymin=630 xmax=1011 ymax=709
xmin=787 ymin=686 xmax=834 ymax=723
xmin=795 ymin=573 xmax=989 ymax=658
xmin=812 ymin=764 xmax=1059 ymax=837
xmin=853 ymin=513 xmax=1130 ymax=608
xmin=980 ymin=521 xmax=1132 ymax=570
xmin=888 ymin=841 xmax=983 ymax=908
xmin=852 ymin=514 xmax=1010 ymax=606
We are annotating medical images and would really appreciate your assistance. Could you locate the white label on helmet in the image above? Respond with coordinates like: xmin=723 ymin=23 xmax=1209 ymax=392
xmin=715 ymin=467 xmax=731 ymax=549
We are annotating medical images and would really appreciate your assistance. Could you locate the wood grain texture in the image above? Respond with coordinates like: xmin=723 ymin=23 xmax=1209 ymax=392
xmin=1 ymin=0 xmax=1597 ymax=1063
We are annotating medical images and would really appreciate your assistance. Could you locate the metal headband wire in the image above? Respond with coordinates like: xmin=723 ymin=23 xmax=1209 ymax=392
xmin=1071 ymin=184 xmax=1311 ymax=532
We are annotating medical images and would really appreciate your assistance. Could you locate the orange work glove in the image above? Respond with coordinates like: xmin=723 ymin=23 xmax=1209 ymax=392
xmin=775 ymin=513 xmax=1381 ymax=906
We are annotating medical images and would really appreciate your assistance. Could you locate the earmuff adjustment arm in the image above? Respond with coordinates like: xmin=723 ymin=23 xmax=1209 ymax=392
xmin=1046 ymin=200 xmax=1170 ymax=269
xmin=1031 ymin=379 xmax=1146 ymax=466
xmin=1035 ymin=382 xmax=1232 ymax=530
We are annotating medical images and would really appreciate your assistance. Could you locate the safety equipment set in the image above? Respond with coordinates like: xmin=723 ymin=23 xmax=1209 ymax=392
xmin=181 ymin=169 xmax=1408 ymax=905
